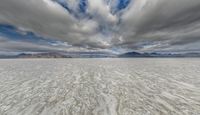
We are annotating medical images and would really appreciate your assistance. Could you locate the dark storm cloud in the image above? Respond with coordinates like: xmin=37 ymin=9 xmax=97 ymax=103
xmin=117 ymin=0 xmax=200 ymax=52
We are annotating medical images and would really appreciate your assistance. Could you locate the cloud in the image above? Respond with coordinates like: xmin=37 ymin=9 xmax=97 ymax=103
xmin=87 ymin=0 xmax=117 ymax=23
xmin=0 ymin=0 xmax=104 ymax=48
xmin=0 ymin=36 xmax=61 ymax=52
xmin=0 ymin=0 xmax=200 ymax=53
xmin=116 ymin=0 xmax=200 ymax=51
xmin=0 ymin=36 xmax=107 ymax=53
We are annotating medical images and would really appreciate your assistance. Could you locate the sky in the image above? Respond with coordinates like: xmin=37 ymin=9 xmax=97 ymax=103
xmin=0 ymin=0 xmax=200 ymax=54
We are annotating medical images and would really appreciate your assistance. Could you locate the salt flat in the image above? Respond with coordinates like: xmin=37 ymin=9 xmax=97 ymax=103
xmin=0 ymin=58 xmax=200 ymax=115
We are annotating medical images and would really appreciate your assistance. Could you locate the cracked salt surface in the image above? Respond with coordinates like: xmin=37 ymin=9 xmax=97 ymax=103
xmin=0 ymin=58 xmax=200 ymax=115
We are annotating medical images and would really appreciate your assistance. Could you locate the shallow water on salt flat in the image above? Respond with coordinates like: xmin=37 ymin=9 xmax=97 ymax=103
xmin=0 ymin=58 xmax=200 ymax=115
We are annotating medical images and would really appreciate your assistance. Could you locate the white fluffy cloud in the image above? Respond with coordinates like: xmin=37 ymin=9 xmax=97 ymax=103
xmin=87 ymin=0 xmax=117 ymax=23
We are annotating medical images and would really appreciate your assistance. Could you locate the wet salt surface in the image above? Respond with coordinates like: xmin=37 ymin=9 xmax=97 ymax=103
xmin=0 ymin=58 xmax=200 ymax=115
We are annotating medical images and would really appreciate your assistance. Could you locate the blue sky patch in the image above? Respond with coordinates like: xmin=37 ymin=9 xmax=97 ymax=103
xmin=79 ymin=0 xmax=87 ymax=13
xmin=117 ymin=0 xmax=130 ymax=11
xmin=0 ymin=24 xmax=63 ymax=46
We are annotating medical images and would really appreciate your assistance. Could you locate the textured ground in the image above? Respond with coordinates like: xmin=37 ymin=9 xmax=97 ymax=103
xmin=0 ymin=58 xmax=200 ymax=115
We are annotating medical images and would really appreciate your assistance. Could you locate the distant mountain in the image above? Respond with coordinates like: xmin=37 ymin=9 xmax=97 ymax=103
xmin=1 ymin=51 xmax=200 ymax=59
xmin=119 ymin=51 xmax=200 ymax=57
xmin=61 ymin=52 xmax=116 ymax=58
xmin=16 ymin=52 xmax=72 ymax=58
xmin=0 ymin=52 xmax=116 ymax=58
xmin=118 ymin=52 xmax=144 ymax=57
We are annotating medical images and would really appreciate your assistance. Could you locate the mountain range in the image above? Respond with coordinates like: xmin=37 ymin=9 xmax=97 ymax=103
xmin=119 ymin=52 xmax=200 ymax=58
xmin=0 ymin=51 xmax=200 ymax=58
xmin=0 ymin=52 xmax=116 ymax=58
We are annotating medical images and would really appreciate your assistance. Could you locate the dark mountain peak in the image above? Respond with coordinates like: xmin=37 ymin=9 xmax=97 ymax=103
xmin=119 ymin=51 xmax=200 ymax=57
xmin=119 ymin=51 xmax=144 ymax=57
